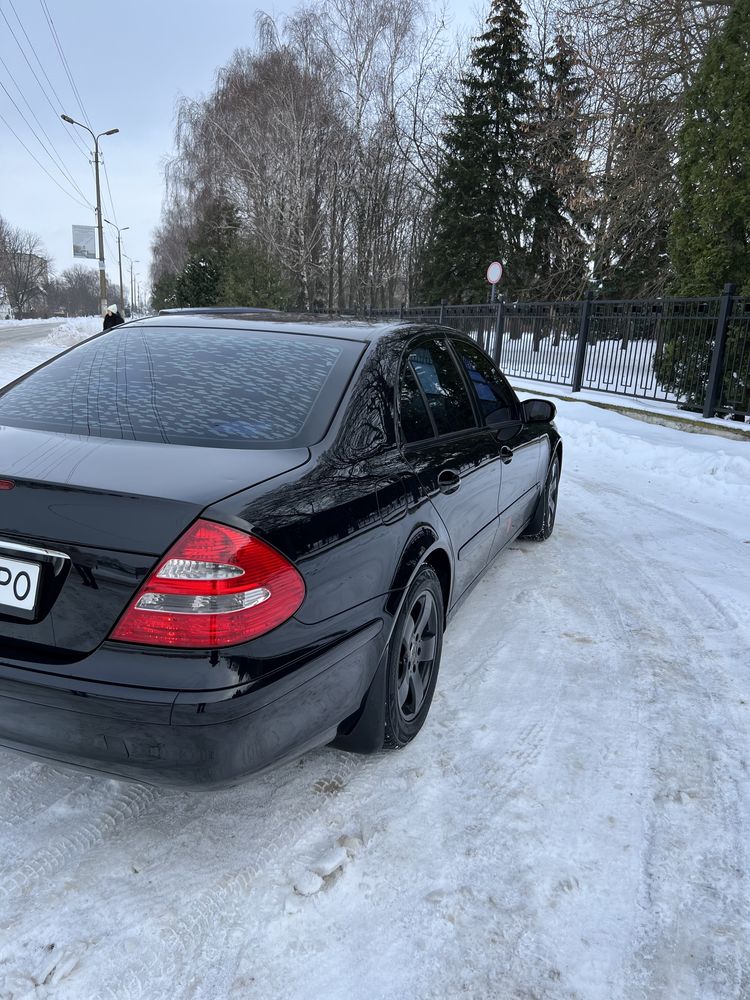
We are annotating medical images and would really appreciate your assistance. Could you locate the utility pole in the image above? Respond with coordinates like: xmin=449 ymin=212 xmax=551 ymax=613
xmin=61 ymin=115 xmax=119 ymax=316
xmin=104 ymin=219 xmax=129 ymax=311
xmin=124 ymin=256 xmax=140 ymax=316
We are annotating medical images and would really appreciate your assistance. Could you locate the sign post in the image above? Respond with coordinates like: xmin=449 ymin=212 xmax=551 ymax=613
xmin=487 ymin=260 xmax=504 ymax=303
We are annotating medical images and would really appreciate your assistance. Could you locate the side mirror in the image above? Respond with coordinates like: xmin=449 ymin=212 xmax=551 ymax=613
xmin=522 ymin=398 xmax=556 ymax=423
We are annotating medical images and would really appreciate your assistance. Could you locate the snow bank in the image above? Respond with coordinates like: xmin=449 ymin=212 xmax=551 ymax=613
xmin=543 ymin=395 xmax=750 ymax=542
xmin=559 ymin=409 xmax=750 ymax=488
xmin=45 ymin=316 xmax=101 ymax=349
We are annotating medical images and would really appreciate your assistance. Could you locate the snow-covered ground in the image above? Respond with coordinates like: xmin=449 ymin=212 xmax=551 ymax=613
xmin=0 ymin=333 xmax=749 ymax=999
xmin=0 ymin=317 xmax=100 ymax=384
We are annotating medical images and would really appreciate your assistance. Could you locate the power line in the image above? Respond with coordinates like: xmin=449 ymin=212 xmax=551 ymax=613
xmin=6 ymin=0 xmax=90 ymax=158
xmin=0 ymin=74 xmax=93 ymax=207
xmin=39 ymin=0 xmax=92 ymax=131
xmin=0 ymin=108 xmax=91 ymax=211
xmin=103 ymin=228 xmax=118 ymax=262
xmin=1 ymin=0 xmax=125 ymax=271
xmin=36 ymin=0 xmax=123 ymax=236
xmin=0 ymin=0 xmax=90 ymax=162
xmin=0 ymin=54 xmax=91 ymax=204
xmin=100 ymin=152 xmax=119 ymax=227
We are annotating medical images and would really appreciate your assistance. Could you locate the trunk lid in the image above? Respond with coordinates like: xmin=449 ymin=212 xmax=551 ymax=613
xmin=0 ymin=426 xmax=309 ymax=659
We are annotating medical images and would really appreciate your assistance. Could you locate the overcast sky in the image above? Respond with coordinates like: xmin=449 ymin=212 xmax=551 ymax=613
xmin=0 ymin=0 xmax=475 ymax=302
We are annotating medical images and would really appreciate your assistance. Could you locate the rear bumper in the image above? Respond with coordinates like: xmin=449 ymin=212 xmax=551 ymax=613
xmin=0 ymin=621 xmax=382 ymax=788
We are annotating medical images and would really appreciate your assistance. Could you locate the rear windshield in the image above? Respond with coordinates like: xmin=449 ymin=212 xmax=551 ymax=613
xmin=0 ymin=324 xmax=363 ymax=448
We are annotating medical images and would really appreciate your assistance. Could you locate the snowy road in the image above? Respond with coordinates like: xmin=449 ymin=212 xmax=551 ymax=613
xmin=0 ymin=321 xmax=62 ymax=348
xmin=0 ymin=335 xmax=749 ymax=999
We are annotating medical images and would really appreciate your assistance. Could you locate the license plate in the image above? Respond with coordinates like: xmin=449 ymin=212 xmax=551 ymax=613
xmin=0 ymin=554 xmax=41 ymax=613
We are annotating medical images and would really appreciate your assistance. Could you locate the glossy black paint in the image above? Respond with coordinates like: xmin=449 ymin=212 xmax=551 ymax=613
xmin=0 ymin=318 xmax=561 ymax=786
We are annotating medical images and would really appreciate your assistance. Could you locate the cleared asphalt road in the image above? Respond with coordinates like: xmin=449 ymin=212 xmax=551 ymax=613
xmin=0 ymin=322 xmax=61 ymax=348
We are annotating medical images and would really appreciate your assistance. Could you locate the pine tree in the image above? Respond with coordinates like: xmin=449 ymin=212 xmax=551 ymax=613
xmin=670 ymin=0 xmax=750 ymax=294
xmin=421 ymin=0 xmax=533 ymax=302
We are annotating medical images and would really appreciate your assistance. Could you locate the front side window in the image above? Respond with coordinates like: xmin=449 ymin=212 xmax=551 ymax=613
xmin=452 ymin=340 xmax=518 ymax=424
xmin=407 ymin=339 xmax=476 ymax=436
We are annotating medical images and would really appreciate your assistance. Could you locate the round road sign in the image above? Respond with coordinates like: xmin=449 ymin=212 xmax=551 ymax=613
xmin=486 ymin=261 xmax=504 ymax=284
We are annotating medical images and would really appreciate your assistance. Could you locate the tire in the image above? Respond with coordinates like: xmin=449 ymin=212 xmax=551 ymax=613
xmin=521 ymin=453 xmax=561 ymax=542
xmin=382 ymin=565 xmax=444 ymax=750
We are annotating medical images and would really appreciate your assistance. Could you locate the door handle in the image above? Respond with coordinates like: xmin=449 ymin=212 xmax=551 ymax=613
xmin=500 ymin=446 xmax=513 ymax=465
xmin=437 ymin=469 xmax=461 ymax=495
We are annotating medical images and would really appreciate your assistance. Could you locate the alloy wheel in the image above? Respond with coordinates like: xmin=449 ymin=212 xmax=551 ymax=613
xmin=396 ymin=590 xmax=438 ymax=722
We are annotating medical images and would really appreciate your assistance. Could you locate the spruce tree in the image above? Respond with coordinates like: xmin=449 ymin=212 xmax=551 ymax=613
xmin=421 ymin=0 xmax=533 ymax=302
xmin=526 ymin=33 xmax=589 ymax=298
xmin=599 ymin=96 xmax=675 ymax=297
xmin=169 ymin=198 xmax=287 ymax=308
xmin=173 ymin=198 xmax=237 ymax=308
xmin=670 ymin=0 xmax=750 ymax=294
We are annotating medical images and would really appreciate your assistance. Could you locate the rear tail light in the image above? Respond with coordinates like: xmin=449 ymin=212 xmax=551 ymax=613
xmin=109 ymin=519 xmax=305 ymax=648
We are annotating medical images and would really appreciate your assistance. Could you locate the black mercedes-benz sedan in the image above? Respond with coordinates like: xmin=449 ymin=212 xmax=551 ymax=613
xmin=0 ymin=313 xmax=562 ymax=787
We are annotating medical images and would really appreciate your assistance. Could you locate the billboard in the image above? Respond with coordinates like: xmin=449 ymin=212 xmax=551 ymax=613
xmin=72 ymin=225 xmax=97 ymax=259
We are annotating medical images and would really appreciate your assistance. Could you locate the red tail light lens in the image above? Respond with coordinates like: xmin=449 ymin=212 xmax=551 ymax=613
xmin=109 ymin=519 xmax=305 ymax=648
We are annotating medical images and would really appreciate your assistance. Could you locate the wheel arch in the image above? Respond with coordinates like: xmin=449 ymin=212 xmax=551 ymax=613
xmin=384 ymin=525 xmax=452 ymax=621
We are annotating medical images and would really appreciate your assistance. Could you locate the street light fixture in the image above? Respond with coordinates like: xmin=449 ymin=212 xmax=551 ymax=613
xmin=104 ymin=219 xmax=129 ymax=310
xmin=61 ymin=114 xmax=119 ymax=315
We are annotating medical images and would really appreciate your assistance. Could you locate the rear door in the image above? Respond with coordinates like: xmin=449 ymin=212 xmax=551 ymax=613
xmin=397 ymin=335 xmax=503 ymax=602
xmin=450 ymin=338 xmax=546 ymax=553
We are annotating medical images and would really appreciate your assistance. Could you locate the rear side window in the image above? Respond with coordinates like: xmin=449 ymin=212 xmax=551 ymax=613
xmin=408 ymin=340 xmax=476 ymax=436
xmin=0 ymin=325 xmax=362 ymax=448
xmin=452 ymin=339 xmax=519 ymax=424
xmin=399 ymin=366 xmax=434 ymax=443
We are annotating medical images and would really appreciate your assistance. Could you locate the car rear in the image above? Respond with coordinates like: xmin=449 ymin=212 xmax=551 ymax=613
xmin=0 ymin=319 xmax=372 ymax=786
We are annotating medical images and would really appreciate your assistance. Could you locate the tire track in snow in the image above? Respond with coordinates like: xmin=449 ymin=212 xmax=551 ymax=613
xmin=572 ymin=473 xmax=750 ymax=999
xmin=220 ymin=621 xmax=565 ymax=1000
xmin=93 ymin=637 xmax=564 ymax=1000
xmin=0 ymin=781 xmax=159 ymax=902
xmin=92 ymin=753 xmax=369 ymax=1000
xmin=615 ymin=550 xmax=749 ymax=1000
xmin=0 ymin=761 xmax=83 ymax=828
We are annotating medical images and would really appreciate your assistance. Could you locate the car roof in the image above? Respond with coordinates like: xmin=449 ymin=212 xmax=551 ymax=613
xmin=140 ymin=311 xmax=409 ymax=343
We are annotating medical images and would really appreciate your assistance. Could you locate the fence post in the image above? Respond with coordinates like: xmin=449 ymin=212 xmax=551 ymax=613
xmin=571 ymin=290 xmax=594 ymax=392
xmin=492 ymin=297 xmax=505 ymax=364
xmin=703 ymin=283 xmax=735 ymax=418
xmin=439 ymin=298 xmax=447 ymax=326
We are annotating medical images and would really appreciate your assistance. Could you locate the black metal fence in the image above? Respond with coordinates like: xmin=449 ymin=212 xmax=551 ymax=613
xmin=369 ymin=284 xmax=750 ymax=418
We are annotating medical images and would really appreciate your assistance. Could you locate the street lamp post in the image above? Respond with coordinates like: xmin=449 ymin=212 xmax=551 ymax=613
xmin=61 ymin=115 xmax=119 ymax=316
xmin=104 ymin=219 xmax=129 ymax=311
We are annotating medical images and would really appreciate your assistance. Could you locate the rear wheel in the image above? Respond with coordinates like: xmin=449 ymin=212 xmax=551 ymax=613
xmin=383 ymin=565 xmax=444 ymax=749
xmin=522 ymin=454 xmax=560 ymax=542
